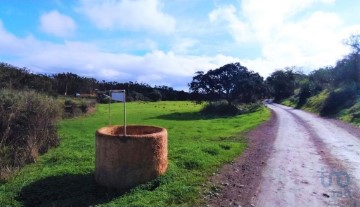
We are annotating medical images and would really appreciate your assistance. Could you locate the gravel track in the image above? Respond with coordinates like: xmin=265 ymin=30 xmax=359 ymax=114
xmin=206 ymin=104 xmax=360 ymax=207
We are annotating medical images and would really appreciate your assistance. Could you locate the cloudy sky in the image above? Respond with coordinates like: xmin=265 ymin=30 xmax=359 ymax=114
xmin=1 ymin=0 xmax=359 ymax=90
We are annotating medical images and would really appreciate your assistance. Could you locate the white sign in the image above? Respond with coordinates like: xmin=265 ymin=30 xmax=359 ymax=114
xmin=111 ymin=92 xmax=125 ymax=102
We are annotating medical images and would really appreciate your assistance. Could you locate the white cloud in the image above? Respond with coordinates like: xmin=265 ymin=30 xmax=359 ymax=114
xmin=240 ymin=0 xmax=339 ymax=42
xmin=263 ymin=11 xmax=348 ymax=66
xmin=209 ymin=5 xmax=252 ymax=43
xmin=77 ymin=0 xmax=176 ymax=34
xmin=0 ymin=20 xmax=41 ymax=56
xmin=3 ymin=0 xmax=360 ymax=90
xmin=208 ymin=0 xmax=359 ymax=75
xmin=0 ymin=22 xmax=242 ymax=89
xmin=171 ymin=38 xmax=198 ymax=54
xmin=40 ymin=10 xmax=77 ymax=37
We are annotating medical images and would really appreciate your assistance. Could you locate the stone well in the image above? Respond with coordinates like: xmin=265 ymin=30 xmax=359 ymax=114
xmin=95 ymin=125 xmax=168 ymax=189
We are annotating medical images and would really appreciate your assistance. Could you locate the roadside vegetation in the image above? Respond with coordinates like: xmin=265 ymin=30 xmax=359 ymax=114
xmin=0 ymin=101 xmax=270 ymax=206
xmin=267 ymin=34 xmax=360 ymax=126
xmin=0 ymin=90 xmax=61 ymax=180
xmin=0 ymin=89 xmax=96 ymax=181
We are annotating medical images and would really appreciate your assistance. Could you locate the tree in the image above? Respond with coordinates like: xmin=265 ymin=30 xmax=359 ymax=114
xmin=0 ymin=63 xmax=28 ymax=90
xmin=266 ymin=68 xmax=295 ymax=102
xmin=342 ymin=34 xmax=360 ymax=90
xmin=53 ymin=73 xmax=82 ymax=96
xmin=80 ymin=77 xmax=97 ymax=94
xmin=344 ymin=34 xmax=360 ymax=55
xmin=0 ymin=61 xmax=190 ymax=101
xmin=189 ymin=62 xmax=265 ymax=105
xmin=308 ymin=67 xmax=334 ymax=92
xmin=147 ymin=89 xmax=162 ymax=101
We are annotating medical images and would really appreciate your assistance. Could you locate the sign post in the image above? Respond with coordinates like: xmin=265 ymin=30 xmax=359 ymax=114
xmin=109 ymin=90 xmax=126 ymax=136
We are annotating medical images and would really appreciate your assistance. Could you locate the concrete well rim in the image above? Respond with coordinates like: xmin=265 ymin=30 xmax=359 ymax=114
xmin=96 ymin=125 xmax=167 ymax=139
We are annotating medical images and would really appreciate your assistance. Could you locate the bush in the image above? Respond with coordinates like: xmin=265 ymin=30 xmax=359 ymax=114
xmin=63 ymin=98 xmax=96 ymax=118
xmin=0 ymin=90 xmax=61 ymax=179
xmin=296 ymin=80 xmax=311 ymax=108
xmin=320 ymin=84 xmax=357 ymax=116
xmin=201 ymin=101 xmax=239 ymax=116
xmin=303 ymin=90 xmax=329 ymax=113
xmin=281 ymin=97 xmax=298 ymax=108
xmin=127 ymin=91 xmax=150 ymax=102
xmin=237 ymin=102 xmax=263 ymax=113
xmin=96 ymin=93 xmax=111 ymax=103
xmin=201 ymin=101 xmax=262 ymax=116
xmin=338 ymin=101 xmax=360 ymax=124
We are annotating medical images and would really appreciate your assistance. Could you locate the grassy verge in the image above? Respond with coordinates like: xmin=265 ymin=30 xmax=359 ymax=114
xmin=338 ymin=101 xmax=360 ymax=126
xmin=282 ymin=91 xmax=360 ymax=126
xmin=281 ymin=99 xmax=296 ymax=108
xmin=0 ymin=101 xmax=270 ymax=206
xmin=301 ymin=90 xmax=329 ymax=114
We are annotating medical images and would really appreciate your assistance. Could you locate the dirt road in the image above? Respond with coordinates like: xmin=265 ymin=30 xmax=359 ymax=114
xmin=206 ymin=104 xmax=360 ymax=207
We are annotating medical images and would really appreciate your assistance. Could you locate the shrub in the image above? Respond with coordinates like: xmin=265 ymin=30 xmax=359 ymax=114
xmin=296 ymin=80 xmax=312 ymax=108
xmin=338 ymin=101 xmax=360 ymax=124
xmin=237 ymin=102 xmax=263 ymax=113
xmin=79 ymin=101 xmax=89 ymax=113
xmin=0 ymin=90 xmax=61 ymax=179
xmin=127 ymin=91 xmax=150 ymax=102
xmin=281 ymin=97 xmax=297 ymax=108
xmin=320 ymin=84 xmax=357 ymax=116
xmin=62 ymin=98 xmax=96 ymax=118
xmin=96 ymin=93 xmax=111 ymax=103
xmin=303 ymin=90 xmax=329 ymax=113
xmin=64 ymin=99 xmax=77 ymax=114
xmin=201 ymin=101 xmax=239 ymax=116
xmin=201 ymin=101 xmax=262 ymax=116
xmin=348 ymin=102 xmax=360 ymax=123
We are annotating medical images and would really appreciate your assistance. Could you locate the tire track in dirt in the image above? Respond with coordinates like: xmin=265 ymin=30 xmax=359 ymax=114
xmin=206 ymin=104 xmax=360 ymax=207
xmin=255 ymin=104 xmax=337 ymax=207
xmin=284 ymin=105 xmax=360 ymax=207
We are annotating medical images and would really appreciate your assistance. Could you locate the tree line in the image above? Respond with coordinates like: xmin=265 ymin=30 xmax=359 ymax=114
xmin=265 ymin=35 xmax=360 ymax=116
xmin=1 ymin=35 xmax=358 ymax=108
xmin=189 ymin=35 xmax=359 ymax=116
xmin=0 ymin=62 xmax=190 ymax=102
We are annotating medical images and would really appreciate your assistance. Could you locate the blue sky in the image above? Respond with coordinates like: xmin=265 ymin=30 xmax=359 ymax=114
xmin=1 ymin=0 xmax=359 ymax=90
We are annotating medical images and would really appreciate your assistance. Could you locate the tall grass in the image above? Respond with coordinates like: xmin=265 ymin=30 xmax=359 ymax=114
xmin=0 ymin=90 xmax=61 ymax=180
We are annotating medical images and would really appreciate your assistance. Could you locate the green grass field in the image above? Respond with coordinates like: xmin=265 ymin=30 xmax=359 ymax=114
xmin=0 ymin=101 xmax=270 ymax=207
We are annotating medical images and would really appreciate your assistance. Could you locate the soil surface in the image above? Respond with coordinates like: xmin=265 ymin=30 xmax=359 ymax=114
xmin=205 ymin=103 xmax=360 ymax=207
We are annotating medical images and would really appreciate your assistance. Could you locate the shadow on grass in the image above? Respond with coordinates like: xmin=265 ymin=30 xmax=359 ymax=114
xmin=17 ymin=173 xmax=126 ymax=207
xmin=151 ymin=112 xmax=235 ymax=121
